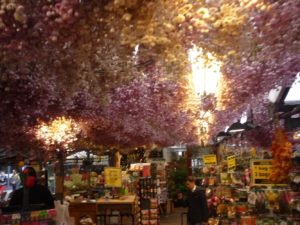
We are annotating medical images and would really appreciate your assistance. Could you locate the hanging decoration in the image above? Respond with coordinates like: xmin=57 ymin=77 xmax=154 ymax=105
xmin=0 ymin=0 xmax=299 ymax=148
xmin=269 ymin=128 xmax=292 ymax=184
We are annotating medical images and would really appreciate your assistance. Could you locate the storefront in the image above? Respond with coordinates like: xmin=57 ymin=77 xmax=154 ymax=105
xmin=62 ymin=149 xmax=167 ymax=225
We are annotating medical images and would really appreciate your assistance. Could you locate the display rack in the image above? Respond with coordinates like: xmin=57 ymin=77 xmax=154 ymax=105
xmin=137 ymin=177 xmax=159 ymax=225
xmin=204 ymin=139 xmax=300 ymax=225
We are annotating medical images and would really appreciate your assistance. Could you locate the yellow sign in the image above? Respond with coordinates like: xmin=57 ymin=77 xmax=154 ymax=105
xmin=227 ymin=155 xmax=236 ymax=171
xmin=251 ymin=160 xmax=287 ymax=186
xmin=203 ymin=155 xmax=217 ymax=166
xmin=251 ymin=160 xmax=272 ymax=185
xmin=104 ymin=167 xmax=122 ymax=187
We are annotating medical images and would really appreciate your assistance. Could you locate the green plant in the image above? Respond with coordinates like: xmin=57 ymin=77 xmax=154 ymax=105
xmin=168 ymin=158 xmax=188 ymax=199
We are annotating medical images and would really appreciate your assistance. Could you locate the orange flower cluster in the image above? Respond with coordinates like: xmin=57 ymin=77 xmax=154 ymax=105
xmin=269 ymin=129 xmax=292 ymax=184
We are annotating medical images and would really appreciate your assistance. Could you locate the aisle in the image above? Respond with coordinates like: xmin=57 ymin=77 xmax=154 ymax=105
xmin=160 ymin=208 xmax=187 ymax=225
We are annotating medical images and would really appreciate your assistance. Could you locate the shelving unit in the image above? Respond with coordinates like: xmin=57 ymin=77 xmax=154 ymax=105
xmin=204 ymin=142 xmax=300 ymax=225
xmin=137 ymin=177 xmax=159 ymax=225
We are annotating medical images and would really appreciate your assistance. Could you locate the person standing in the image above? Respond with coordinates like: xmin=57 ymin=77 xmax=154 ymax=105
xmin=0 ymin=171 xmax=7 ymax=194
xmin=10 ymin=167 xmax=54 ymax=209
xmin=185 ymin=176 xmax=209 ymax=225
xmin=10 ymin=170 xmax=21 ymax=191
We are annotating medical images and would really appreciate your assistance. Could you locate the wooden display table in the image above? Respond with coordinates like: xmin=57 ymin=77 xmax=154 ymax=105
xmin=69 ymin=201 xmax=97 ymax=225
xmin=69 ymin=196 xmax=137 ymax=225
xmin=97 ymin=195 xmax=138 ymax=225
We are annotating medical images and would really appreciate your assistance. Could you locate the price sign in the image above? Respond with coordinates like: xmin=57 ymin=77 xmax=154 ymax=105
xmin=227 ymin=155 xmax=236 ymax=171
xmin=251 ymin=160 xmax=272 ymax=185
xmin=104 ymin=167 xmax=122 ymax=187
xmin=203 ymin=155 xmax=217 ymax=166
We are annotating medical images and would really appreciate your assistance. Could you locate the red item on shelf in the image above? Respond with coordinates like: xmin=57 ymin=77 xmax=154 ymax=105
xmin=240 ymin=216 xmax=256 ymax=225
xmin=143 ymin=165 xmax=151 ymax=177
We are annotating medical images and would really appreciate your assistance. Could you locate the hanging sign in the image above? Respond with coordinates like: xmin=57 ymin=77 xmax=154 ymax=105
xmin=203 ymin=155 xmax=217 ymax=166
xmin=251 ymin=160 xmax=272 ymax=185
xmin=227 ymin=155 xmax=236 ymax=171
xmin=104 ymin=167 xmax=122 ymax=187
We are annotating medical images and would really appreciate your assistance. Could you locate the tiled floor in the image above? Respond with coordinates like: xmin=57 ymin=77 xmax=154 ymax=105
xmin=160 ymin=207 xmax=188 ymax=225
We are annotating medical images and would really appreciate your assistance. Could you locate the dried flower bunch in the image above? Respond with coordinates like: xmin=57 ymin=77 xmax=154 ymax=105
xmin=0 ymin=0 xmax=299 ymax=149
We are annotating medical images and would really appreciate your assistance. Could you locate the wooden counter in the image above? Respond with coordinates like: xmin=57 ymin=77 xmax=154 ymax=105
xmin=69 ymin=201 xmax=97 ymax=225
xmin=69 ymin=196 xmax=138 ymax=225
xmin=97 ymin=195 xmax=138 ymax=225
xmin=98 ymin=195 xmax=136 ymax=205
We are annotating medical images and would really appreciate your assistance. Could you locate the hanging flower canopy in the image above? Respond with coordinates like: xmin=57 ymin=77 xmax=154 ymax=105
xmin=0 ymin=0 xmax=299 ymax=148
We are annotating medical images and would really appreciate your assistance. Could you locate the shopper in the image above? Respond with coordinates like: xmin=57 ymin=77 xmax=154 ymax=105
xmin=185 ymin=176 xmax=209 ymax=225
xmin=10 ymin=169 xmax=20 ymax=191
xmin=10 ymin=167 xmax=54 ymax=209
xmin=0 ymin=171 xmax=7 ymax=194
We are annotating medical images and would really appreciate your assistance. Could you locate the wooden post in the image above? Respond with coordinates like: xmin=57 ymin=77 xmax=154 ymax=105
xmin=115 ymin=151 xmax=121 ymax=168
xmin=186 ymin=146 xmax=192 ymax=176
xmin=87 ymin=150 xmax=91 ymax=200
xmin=55 ymin=150 xmax=64 ymax=203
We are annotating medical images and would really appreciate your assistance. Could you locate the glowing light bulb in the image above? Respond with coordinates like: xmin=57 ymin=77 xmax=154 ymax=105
xmin=188 ymin=46 xmax=222 ymax=96
xmin=35 ymin=117 xmax=81 ymax=149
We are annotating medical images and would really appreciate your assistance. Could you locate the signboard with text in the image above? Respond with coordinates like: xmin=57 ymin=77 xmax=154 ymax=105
xmin=227 ymin=155 xmax=236 ymax=171
xmin=104 ymin=167 xmax=122 ymax=187
xmin=251 ymin=160 xmax=272 ymax=185
xmin=203 ymin=155 xmax=217 ymax=166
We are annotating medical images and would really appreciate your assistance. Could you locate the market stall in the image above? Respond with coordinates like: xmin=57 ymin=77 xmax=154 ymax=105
xmin=67 ymin=155 xmax=140 ymax=225
xmin=201 ymin=126 xmax=300 ymax=225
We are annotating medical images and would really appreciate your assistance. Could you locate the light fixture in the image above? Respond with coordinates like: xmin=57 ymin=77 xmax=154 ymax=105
xmin=35 ymin=117 xmax=81 ymax=149
xmin=294 ymin=131 xmax=300 ymax=140
xmin=227 ymin=122 xmax=247 ymax=133
xmin=227 ymin=121 xmax=257 ymax=134
xmin=240 ymin=111 xmax=248 ymax=124
xmin=284 ymin=72 xmax=300 ymax=105
xmin=188 ymin=46 xmax=222 ymax=96
xmin=216 ymin=131 xmax=231 ymax=142
xmin=268 ymin=86 xmax=283 ymax=103
xmin=224 ymin=126 xmax=230 ymax=132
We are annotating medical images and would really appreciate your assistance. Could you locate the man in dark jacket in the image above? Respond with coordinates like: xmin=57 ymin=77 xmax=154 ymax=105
xmin=185 ymin=176 xmax=209 ymax=225
xmin=9 ymin=167 xmax=54 ymax=209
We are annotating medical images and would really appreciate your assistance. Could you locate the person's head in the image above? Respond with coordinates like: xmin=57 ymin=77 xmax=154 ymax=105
xmin=22 ymin=167 xmax=37 ymax=188
xmin=186 ymin=176 xmax=196 ymax=191
xmin=0 ymin=171 xmax=4 ymax=175
xmin=12 ymin=169 xmax=16 ymax=174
